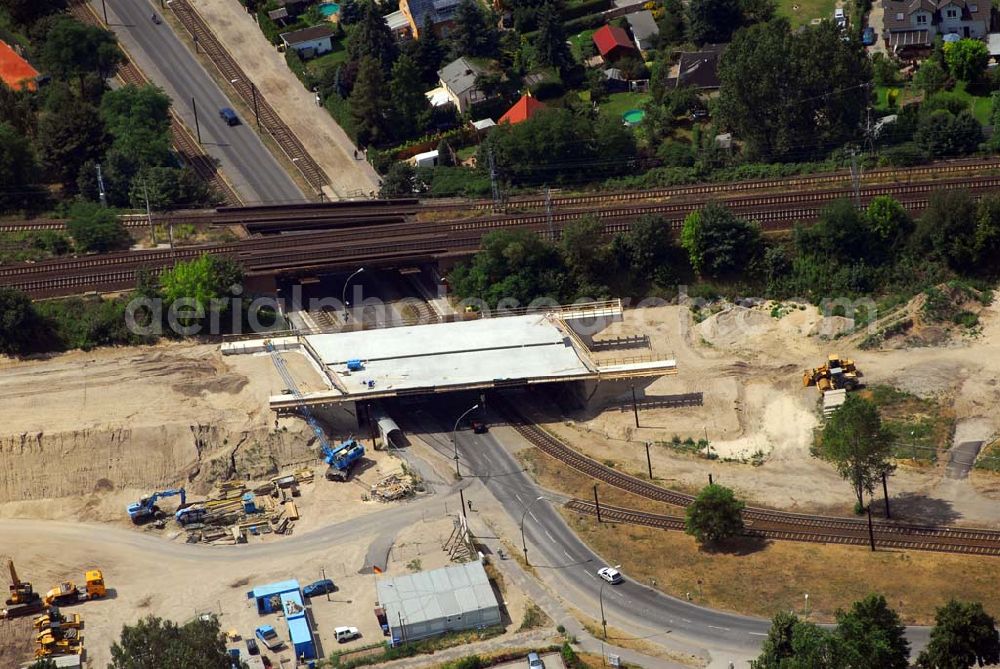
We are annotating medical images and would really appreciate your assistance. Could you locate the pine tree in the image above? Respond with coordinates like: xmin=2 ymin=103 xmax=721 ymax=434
xmin=347 ymin=0 xmax=397 ymax=68
xmin=450 ymin=0 xmax=497 ymax=58
xmin=534 ymin=1 xmax=571 ymax=70
xmin=350 ymin=56 xmax=389 ymax=147
xmin=415 ymin=13 xmax=447 ymax=83
xmin=390 ymin=53 xmax=431 ymax=140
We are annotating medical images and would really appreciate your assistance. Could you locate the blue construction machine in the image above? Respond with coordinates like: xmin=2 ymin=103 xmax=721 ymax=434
xmin=264 ymin=340 xmax=365 ymax=482
xmin=323 ymin=439 xmax=365 ymax=481
xmin=126 ymin=488 xmax=186 ymax=524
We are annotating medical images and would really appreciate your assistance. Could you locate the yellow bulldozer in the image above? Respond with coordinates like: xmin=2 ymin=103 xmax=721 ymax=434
xmin=803 ymin=354 xmax=861 ymax=393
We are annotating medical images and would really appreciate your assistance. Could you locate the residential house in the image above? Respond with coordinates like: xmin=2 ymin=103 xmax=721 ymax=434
xmin=671 ymin=44 xmax=725 ymax=90
xmin=592 ymin=24 xmax=636 ymax=61
xmin=0 ymin=40 xmax=40 ymax=92
xmin=397 ymin=0 xmax=462 ymax=38
xmin=626 ymin=11 xmax=659 ymax=51
xmin=428 ymin=57 xmax=487 ymax=114
xmin=883 ymin=0 xmax=990 ymax=54
xmin=280 ymin=25 xmax=336 ymax=59
xmin=499 ymin=94 xmax=545 ymax=124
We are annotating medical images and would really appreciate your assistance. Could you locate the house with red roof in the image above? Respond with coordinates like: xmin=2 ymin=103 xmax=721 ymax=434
xmin=592 ymin=24 xmax=635 ymax=61
xmin=498 ymin=94 xmax=545 ymax=125
xmin=0 ymin=40 xmax=39 ymax=92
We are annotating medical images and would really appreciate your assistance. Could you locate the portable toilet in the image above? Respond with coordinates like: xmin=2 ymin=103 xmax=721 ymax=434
xmin=242 ymin=492 xmax=257 ymax=514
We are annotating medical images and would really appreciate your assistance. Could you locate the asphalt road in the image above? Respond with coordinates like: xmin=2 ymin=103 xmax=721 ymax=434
xmin=409 ymin=403 xmax=932 ymax=666
xmin=92 ymin=0 xmax=303 ymax=204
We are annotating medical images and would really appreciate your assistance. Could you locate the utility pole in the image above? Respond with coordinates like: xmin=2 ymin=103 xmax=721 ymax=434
xmin=488 ymin=148 xmax=501 ymax=213
xmin=142 ymin=175 xmax=156 ymax=246
xmin=593 ymin=484 xmax=601 ymax=523
xmin=545 ymin=186 xmax=553 ymax=239
xmin=866 ymin=504 xmax=876 ymax=551
xmin=882 ymin=472 xmax=891 ymax=519
xmin=645 ymin=442 xmax=653 ymax=479
xmin=251 ymin=83 xmax=260 ymax=131
xmin=96 ymin=163 xmax=107 ymax=207
xmin=100 ymin=0 xmax=109 ymax=24
xmin=458 ymin=487 xmax=467 ymax=520
xmin=849 ymin=149 xmax=862 ymax=207
xmin=192 ymin=97 xmax=202 ymax=144
xmin=630 ymin=385 xmax=639 ymax=428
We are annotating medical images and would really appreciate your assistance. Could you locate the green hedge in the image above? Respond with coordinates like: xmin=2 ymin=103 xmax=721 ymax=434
xmin=561 ymin=0 xmax=612 ymax=20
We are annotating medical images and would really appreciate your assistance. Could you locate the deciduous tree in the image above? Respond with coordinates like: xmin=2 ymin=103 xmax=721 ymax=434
xmin=680 ymin=203 xmax=763 ymax=278
xmin=109 ymin=615 xmax=232 ymax=669
xmin=99 ymin=85 xmax=173 ymax=167
xmin=66 ymin=201 xmax=130 ymax=253
xmin=0 ymin=122 xmax=38 ymax=212
xmin=717 ymin=20 xmax=871 ymax=161
xmin=41 ymin=17 xmax=122 ymax=92
xmin=836 ymin=594 xmax=910 ymax=669
xmin=818 ymin=395 xmax=895 ymax=511
xmin=0 ymin=288 xmax=40 ymax=356
xmin=684 ymin=483 xmax=745 ymax=545
xmin=687 ymin=0 xmax=743 ymax=44
xmin=944 ymin=38 xmax=989 ymax=82
xmin=37 ymin=101 xmax=107 ymax=189
xmin=916 ymin=600 xmax=1000 ymax=669
xmin=913 ymin=59 xmax=949 ymax=95
xmin=912 ymin=188 xmax=978 ymax=269
xmin=865 ymin=196 xmax=911 ymax=248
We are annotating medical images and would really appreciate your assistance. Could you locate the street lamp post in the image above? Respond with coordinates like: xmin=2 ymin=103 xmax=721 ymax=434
xmin=451 ymin=404 xmax=479 ymax=478
xmin=342 ymin=267 xmax=364 ymax=318
xmin=519 ymin=495 xmax=548 ymax=566
xmin=230 ymin=78 xmax=260 ymax=130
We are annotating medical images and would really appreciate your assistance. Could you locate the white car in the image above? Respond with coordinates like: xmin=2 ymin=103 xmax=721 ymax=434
xmin=598 ymin=567 xmax=623 ymax=584
xmin=335 ymin=626 xmax=360 ymax=643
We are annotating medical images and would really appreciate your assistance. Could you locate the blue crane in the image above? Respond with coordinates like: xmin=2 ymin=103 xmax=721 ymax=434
xmin=126 ymin=488 xmax=186 ymax=524
xmin=264 ymin=340 xmax=365 ymax=481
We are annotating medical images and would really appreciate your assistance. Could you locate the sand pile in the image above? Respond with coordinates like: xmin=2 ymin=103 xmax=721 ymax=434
xmin=697 ymin=306 xmax=774 ymax=348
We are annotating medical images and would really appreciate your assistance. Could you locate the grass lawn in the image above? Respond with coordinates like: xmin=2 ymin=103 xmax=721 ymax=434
xmin=569 ymin=29 xmax=597 ymax=62
xmin=305 ymin=38 xmax=348 ymax=76
xmin=875 ymin=81 xmax=992 ymax=123
xmin=777 ymin=0 xmax=836 ymax=26
xmin=951 ymin=80 xmax=993 ymax=124
xmin=598 ymin=91 xmax=651 ymax=121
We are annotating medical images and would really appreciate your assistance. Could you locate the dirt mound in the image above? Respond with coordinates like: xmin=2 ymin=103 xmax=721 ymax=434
xmin=697 ymin=306 xmax=775 ymax=348
xmin=866 ymin=283 xmax=990 ymax=349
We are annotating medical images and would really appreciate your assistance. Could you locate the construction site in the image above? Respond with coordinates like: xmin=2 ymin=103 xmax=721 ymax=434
xmin=2 ymin=290 xmax=1000 ymax=667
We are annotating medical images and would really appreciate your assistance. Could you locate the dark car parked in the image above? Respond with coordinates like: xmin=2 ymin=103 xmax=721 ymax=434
xmin=245 ymin=637 xmax=259 ymax=655
xmin=862 ymin=27 xmax=876 ymax=46
xmin=303 ymin=579 xmax=336 ymax=598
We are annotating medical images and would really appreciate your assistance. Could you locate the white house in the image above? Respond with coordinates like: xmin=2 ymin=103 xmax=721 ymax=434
xmin=280 ymin=25 xmax=336 ymax=59
xmin=883 ymin=0 xmax=990 ymax=53
xmin=427 ymin=57 xmax=487 ymax=114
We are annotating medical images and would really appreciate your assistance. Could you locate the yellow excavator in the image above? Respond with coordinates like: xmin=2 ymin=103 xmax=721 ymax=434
xmin=2 ymin=559 xmax=44 ymax=619
xmin=803 ymin=354 xmax=862 ymax=393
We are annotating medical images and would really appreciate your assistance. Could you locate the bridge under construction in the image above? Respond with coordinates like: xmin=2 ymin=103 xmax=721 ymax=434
xmin=223 ymin=300 xmax=677 ymax=411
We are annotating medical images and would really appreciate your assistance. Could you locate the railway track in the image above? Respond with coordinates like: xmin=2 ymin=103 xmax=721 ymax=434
xmin=4 ymin=170 xmax=1000 ymax=297
xmin=564 ymin=501 xmax=1000 ymax=556
xmin=494 ymin=397 xmax=1000 ymax=557
xmin=68 ymin=1 xmax=241 ymax=206
xmin=166 ymin=0 xmax=329 ymax=195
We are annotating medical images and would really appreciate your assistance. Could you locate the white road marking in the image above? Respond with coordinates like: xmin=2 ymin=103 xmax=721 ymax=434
xmin=563 ymin=550 xmax=574 ymax=559
xmin=708 ymin=625 xmax=731 ymax=631
xmin=586 ymin=571 xmax=597 ymax=579
xmin=544 ymin=529 xmax=556 ymax=542
xmin=748 ymin=632 xmax=768 ymax=637
xmin=514 ymin=493 xmax=523 ymax=504
xmin=682 ymin=618 xmax=691 ymax=623
xmin=529 ymin=511 xmax=539 ymax=523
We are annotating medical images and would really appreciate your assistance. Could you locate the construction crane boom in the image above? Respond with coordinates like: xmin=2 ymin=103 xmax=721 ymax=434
xmin=264 ymin=339 xmax=364 ymax=480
